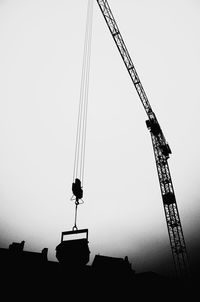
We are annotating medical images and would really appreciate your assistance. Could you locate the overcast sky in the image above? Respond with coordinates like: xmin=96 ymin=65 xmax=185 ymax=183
xmin=0 ymin=0 xmax=200 ymax=276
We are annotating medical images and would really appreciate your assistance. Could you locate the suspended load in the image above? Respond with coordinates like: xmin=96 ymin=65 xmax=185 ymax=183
xmin=56 ymin=229 xmax=90 ymax=268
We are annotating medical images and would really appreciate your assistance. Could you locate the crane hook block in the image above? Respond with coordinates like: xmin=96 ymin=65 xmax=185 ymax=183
xmin=72 ymin=178 xmax=83 ymax=200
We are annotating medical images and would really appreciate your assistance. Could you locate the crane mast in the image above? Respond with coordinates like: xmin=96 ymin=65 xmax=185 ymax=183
xmin=96 ymin=0 xmax=189 ymax=278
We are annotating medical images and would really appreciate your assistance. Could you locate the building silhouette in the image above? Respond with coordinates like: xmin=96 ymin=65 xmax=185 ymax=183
xmin=0 ymin=234 xmax=195 ymax=300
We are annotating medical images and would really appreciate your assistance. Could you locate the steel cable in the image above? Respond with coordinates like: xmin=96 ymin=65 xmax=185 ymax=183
xmin=73 ymin=0 xmax=93 ymax=185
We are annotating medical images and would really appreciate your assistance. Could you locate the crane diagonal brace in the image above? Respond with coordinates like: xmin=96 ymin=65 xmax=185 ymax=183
xmin=96 ymin=0 xmax=190 ymax=278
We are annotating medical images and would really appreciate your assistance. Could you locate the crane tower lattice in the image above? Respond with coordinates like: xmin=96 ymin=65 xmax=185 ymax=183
xmin=96 ymin=0 xmax=190 ymax=278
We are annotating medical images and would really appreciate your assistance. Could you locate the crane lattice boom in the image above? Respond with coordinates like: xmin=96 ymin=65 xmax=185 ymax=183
xmin=96 ymin=0 xmax=189 ymax=278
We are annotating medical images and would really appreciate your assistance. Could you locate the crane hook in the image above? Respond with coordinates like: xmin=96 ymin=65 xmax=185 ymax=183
xmin=71 ymin=178 xmax=84 ymax=230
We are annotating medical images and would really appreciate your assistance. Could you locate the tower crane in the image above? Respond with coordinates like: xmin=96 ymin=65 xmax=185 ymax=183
xmin=96 ymin=0 xmax=189 ymax=279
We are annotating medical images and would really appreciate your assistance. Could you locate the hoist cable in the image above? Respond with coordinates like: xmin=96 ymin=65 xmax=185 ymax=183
xmin=73 ymin=26 xmax=88 ymax=181
xmin=79 ymin=0 xmax=93 ymax=184
xmin=80 ymin=0 xmax=93 ymax=185
xmin=73 ymin=0 xmax=93 ymax=185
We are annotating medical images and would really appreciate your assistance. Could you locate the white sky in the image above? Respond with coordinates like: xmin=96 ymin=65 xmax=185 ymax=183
xmin=0 ymin=0 xmax=200 ymax=276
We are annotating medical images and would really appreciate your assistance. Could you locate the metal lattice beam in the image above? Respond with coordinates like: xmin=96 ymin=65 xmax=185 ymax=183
xmin=96 ymin=0 xmax=190 ymax=278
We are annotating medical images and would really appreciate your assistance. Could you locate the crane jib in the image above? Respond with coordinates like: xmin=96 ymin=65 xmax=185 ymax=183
xmin=96 ymin=0 xmax=190 ymax=279
xmin=96 ymin=1 xmax=170 ymax=153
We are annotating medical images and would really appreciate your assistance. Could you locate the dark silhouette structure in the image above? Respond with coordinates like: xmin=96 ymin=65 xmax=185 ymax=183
xmin=72 ymin=178 xmax=83 ymax=201
xmin=96 ymin=0 xmax=190 ymax=278
xmin=0 ymin=235 xmax=195 ymax=300
xmin=56 ymin=229 xmax=90 ymax=268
